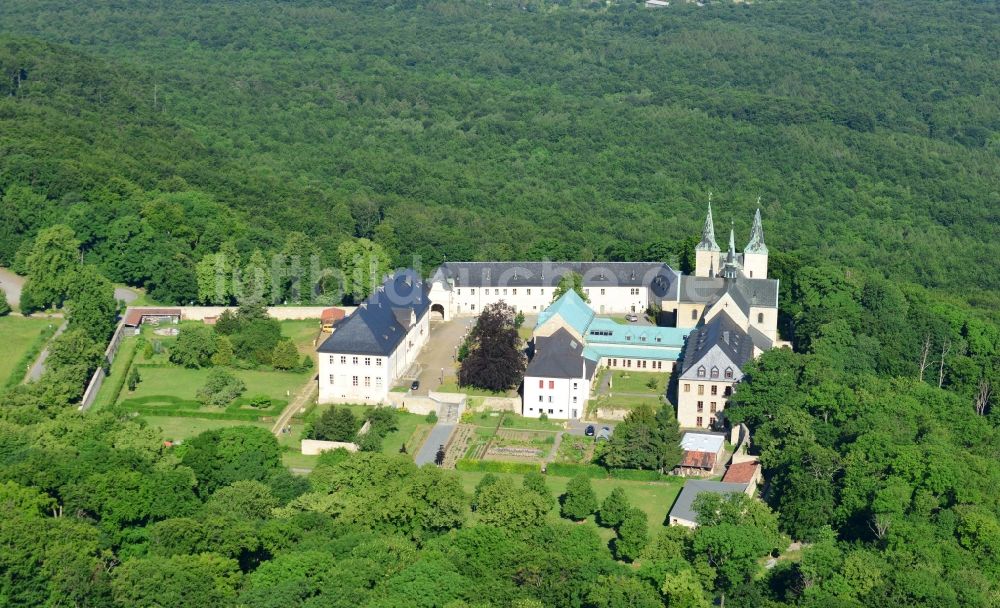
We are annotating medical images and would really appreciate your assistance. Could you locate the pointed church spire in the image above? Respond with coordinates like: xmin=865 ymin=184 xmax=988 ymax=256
xmin=727 ymin=222 xmax=736 ymax=261
xmin=695 ymin=194 xmax=720 ymax=252
xmin=721 ymin=221 xmax=740 ymax=280
xmin=745 ymin=204 xmax=768 ymax=254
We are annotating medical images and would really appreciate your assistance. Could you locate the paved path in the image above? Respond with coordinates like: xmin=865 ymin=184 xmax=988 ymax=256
xmin=412 ymin=318 xmax=473 ymax=394
xmin=25 ymin=320 xmax=67 ymax=382
xmin=0 ymin=267 xmax=24 ymax=310
xmin=413 ymin=400 xmax=464 ymax=466
xmin=114 ymin=287 xmax=139 ymax=304
xmin=271 ymin=376 xmax=318 ymax=436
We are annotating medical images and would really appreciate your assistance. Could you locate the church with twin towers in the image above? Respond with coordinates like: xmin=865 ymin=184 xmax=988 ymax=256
xmin=319 ymin=200 xmax=780 ymax=431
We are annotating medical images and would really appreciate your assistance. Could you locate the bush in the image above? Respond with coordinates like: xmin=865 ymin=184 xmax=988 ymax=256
xmin=425 ymin=410 xmax=438 ymax=423
xmin=454 ymin=459 xmax=541 ymax=475
xmin=299 ymin=355 xmax=313 ymax=372
xmin=170 ymin=326 xmax=217 ymax=368
xmin=196 ymin=369 xmax=246 ymax=407
xmin=0 ymin=293 xmax=10 ymax=316
xmin=248 ymin=395 xmax=271 ymax=409
xmin=126 ymin=366 xmax=141 ymax=392
xmin=538 ymin=412 xmax=548 ymax=422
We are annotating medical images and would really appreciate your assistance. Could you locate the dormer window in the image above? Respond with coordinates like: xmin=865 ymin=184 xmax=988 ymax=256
xmin=724 ymin=367 xmax=734 ymax=379
xmin=710 ymin=366 xmax=719 ymax=379
xmin=697 ymin=366 xmax=706 ymax=378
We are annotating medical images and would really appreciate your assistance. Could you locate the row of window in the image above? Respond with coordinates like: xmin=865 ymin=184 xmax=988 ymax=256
xmin=696 ymin=365 xmax=734 ymax=379
xmin=695 ymin=401 xmax=718 ymax=413
xmin=528 ymin=407 xmax=561 ymax=415
xmin=457 ymin=288 xmax=545 ymax=296
xmin=689 ymin=309 xmax=766 ymax=324
xmin=683 ymin=384 xmax=733 ymax=396
xmin=329 ymin=355 xmax=383 ymax=367
xmin=329 ymin=375 xmax=383 ymax=388
xmin=695 ymin=416 xmax=717 ymax=427
xmin=608 ymin=359 xmax=665 ymax=370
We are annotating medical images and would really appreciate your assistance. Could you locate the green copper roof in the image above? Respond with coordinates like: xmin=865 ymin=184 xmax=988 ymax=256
xmin=585 ymin=318 xmax=690 ymax=348
xmin=535 ymin=290 xmax=595 ymax=336
xmin=696 ymin=200 xmax=720 ymax=252
xmin=745 ymin=208 xmax=768 ymax=254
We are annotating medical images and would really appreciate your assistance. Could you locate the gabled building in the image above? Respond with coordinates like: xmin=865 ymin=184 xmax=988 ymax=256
xmin=428 ymin=261 xmax=679 ymax=320
xmin=317 ymin=270 xmax=430 ymax=404
xmin=523 ymin=290 xmax=689 ymax=420
xmin=668 ymin=480 xmax=751 ymax=528
xmin=676 ymin=204 xmax=780 ymax=429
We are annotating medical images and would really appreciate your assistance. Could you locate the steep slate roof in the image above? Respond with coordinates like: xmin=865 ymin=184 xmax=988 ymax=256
xmin=679 ymin=313 xmax=754 ymax=381
xmin=432 ymin=261 xmax=679 ymax=299
xmin=526 ymin=328 xmax=598 ymax=380
xmin=317 ymin=270 xmax=429 ymax=357
xmin=536 ymin=290 xmax=595 ymax=337
xmin=745 ymin=208 xmax=768 ymax=255
xmin=669 ymin=480 xmax=748 ymax=524
xmin=677 ymin=275 xmax=778 ymax=312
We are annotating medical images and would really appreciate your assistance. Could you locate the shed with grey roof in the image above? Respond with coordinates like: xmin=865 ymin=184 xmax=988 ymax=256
xmin=668 ymin=480 xmax=749 ymax=528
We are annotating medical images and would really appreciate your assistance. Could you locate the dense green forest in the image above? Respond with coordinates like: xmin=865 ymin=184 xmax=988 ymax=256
xmin=0 ymin=1 xmax=998 ymax=606
xmin=0 ymin=0 xmax=998 ymax=310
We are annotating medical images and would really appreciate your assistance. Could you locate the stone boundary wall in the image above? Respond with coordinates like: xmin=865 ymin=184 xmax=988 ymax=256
xmin=301 ymin=439 xmax=359 ymax=455
xmin=593 ymin=407 xmax=629 ymax=421
xmin=79 ymin=319 xmax=129 ymax=411
xmin=388 ymin=393 xmax=438 ymax=415
xmin=730 ymin=423 xmax=756 ymax=464
xmin=125 ymin=305 xmax=358 ymax=321
xmin=477 ymin=396 xmax=521 ymax=412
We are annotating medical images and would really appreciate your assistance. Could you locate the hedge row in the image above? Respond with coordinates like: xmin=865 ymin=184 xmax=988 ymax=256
xmin=123 ymin=407 xmax=272 ymax=422
xmin=545 ymin=463 xmax=608 ymax=479
xmin=454 ymin=459 xmax=541 ymax=475
xmin=545 ymin=463 xmax=669 ymax=482
xmin=99 ymin=337 xmax=141 ymax=408
xmin=3 ymin=324 xmax=58 ymax=388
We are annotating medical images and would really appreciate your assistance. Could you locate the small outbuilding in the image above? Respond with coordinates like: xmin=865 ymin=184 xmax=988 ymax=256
xmin=122 ymin=308 xmax=182 ymax=335
xmin=722 ymin=459 xmax=763 ymax=495
xmin=667 ymin=480 xmax=749 ymax=528
xmin=676 ymin=432 xmax=726 ymax=476
xmin=320 ymin=307 xmax=346 ymax=333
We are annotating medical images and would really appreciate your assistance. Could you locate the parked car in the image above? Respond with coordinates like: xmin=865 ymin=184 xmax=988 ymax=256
xmin=625 ymin=313 xmax=639 ymax=322
xmin=410 ymin=380 xmax=420 ymax=391
xmin=584 ymin=425 xmax=595 ymax=437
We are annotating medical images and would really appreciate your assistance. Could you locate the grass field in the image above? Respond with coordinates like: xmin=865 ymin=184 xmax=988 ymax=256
xmin=608 ymin=370 xmax=667 ymax=394
xmin=498 ymin=412 xmax=564 ymax=431
xmin=0 ymin=316 xmax=58 ymax=386
xmin=120 ymin=366 xmax=308 ymax=408
xmin=454 ymin=469 xmax=683 ymax=538
xmin=437 ymin=378 xmax=516 ymax=398
xmin=140 ymin=416 xmax=272 ymax=442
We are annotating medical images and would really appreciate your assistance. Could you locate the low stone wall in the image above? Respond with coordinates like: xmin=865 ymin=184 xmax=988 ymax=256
xmin=428 ymin=390 xmax=467 ymax=404
xmin=593 ymin=407 xmax=629 ymax=421
xmin=126 ymin=305 xmax=357 ymax=322
xmin=477 ymin=396 xmax=521 ymax=412
xmin=387 ymin=392 xmax=438 ymax=415
xmin=301 ymin=439 xmax=359 ymax=455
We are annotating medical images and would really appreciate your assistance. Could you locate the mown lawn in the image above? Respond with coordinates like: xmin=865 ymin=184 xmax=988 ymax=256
xmin=437 ymin=378 xmax=516 ymax=398
xmin=608 ymin=370 xmax=667 ymax=394
xmin=0 ymin=316 xmax=57 ymax=385
xmin=119 ymin=365 xmax=309 ymax=408
xmin=498 ymin=412 xmax=564 ymax=431
xmin=454 ymin=469 xmax=683 ymax=538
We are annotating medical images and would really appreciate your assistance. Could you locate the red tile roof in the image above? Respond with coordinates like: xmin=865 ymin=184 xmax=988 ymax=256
xmin=680 ymin=450 xmax=717 ymax=470
xmin=723 ymin=460 xmax=761 ymax=484
xmin=123 ymin=308 xmax=182 ymax=326
xmin=321 ymin=307 xmax=346 ymax=323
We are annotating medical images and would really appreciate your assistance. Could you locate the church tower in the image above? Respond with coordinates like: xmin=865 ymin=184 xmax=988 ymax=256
xmin=743 ymin=207 xmax=768 ymax=279
xmin=694 ymin=198 xmax=721 ymax=277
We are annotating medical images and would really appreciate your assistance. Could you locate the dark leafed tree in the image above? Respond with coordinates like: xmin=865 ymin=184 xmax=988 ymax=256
xmin=458 ymin=301 xmax=526 ymax=392
xmin=551 ymin=271 xmax=588 ymax=303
